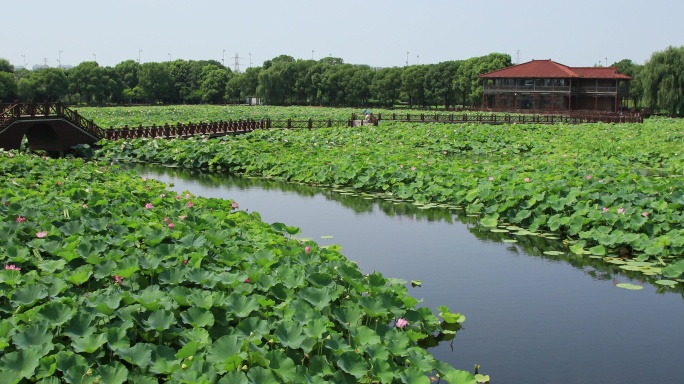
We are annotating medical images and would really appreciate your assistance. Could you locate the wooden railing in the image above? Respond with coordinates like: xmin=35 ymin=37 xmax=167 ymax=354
xmin=371 ymin=112 xmax=643 ymax=124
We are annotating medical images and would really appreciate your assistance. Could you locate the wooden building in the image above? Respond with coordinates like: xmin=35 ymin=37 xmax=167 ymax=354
xmin=480 ymin=60 xmax=632 ymax=113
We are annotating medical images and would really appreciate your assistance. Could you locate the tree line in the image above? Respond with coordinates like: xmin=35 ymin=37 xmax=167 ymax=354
xmin=1 ymin=46 xmax=683 ymax=115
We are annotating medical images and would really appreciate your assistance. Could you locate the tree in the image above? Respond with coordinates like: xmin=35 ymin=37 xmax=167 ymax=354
xmin=641 ymin=46 xmax=684 ymax=116
xmin=32 ymin=68 xmax=68 ymax=102
xmin=612 ymin=59 xmax=643 ymax=110
xmin=370 ymin=67 xmax=402 ymax=107
xmin=424 ymin=61 xmax=459 ymax=109
xmin=0 ymin=58 xmax=13 ymax=73
xmin=138 ymin=62 xmax=173 ymax=103
xmin=199 ymin=64 xmax=231 ymax=103
xmin=67 ymin=61 xmax=106 ymax=104
xmin=0 ymin=71 xmax=18 ymax=101
xmin=401 ymin=65 xmax=428 ymax=108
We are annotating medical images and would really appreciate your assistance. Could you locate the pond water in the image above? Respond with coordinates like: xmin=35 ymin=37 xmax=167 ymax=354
xmin=130 ymin=164 xmax=684 ymax=384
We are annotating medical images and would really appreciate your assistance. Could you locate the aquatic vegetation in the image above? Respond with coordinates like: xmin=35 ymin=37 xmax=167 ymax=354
xmin=0 ymin=152 xmax=472 ymax=383
xmin=95 ymin=115 xmax=684 ymax=282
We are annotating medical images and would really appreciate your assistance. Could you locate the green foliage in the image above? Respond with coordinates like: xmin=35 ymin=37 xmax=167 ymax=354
xmin=0 ymin=152 xmax=468 ymax=382
xmin=642 ymin=45 xmax=684 ymax=116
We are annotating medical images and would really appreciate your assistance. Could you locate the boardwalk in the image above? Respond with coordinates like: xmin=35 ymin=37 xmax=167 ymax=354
xmin=1 ymin=102 xmax=642 ymax=154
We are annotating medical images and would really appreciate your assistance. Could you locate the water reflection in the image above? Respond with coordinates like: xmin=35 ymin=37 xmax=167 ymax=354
xmin=128 ymin=164 xmax=683 ymax=296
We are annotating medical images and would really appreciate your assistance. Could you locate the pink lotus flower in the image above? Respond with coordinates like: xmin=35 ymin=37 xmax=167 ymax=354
xmin=245 ymin=278 xmax=251 ymax=283
xmin=163 ymin=217 xmax=169 ymax=223
xmin=410 ymin=166 xmax=416 ymax=171
xmin=586 ymin=175 xmax=592 ymax=180
xmin=642 ymin=211 xmax=648 ymax=217
xmin=160 ymin=194 xmax=166 ymax=198
xmin=617 ymin=208 xmax=625 ymax=214
xmin=399 ymin=164 xmax=404 ymax=169
xmin=488 ymin=176 xmax=494 ymax=181
xmin=16 ymin=216 xmax=27 ymax=223
xmin=141 ymin=177 xmax=147 ymax=182
xmin=231 ymin=202 xmax=239 ymax=209
xmin=182 ymin=259 xmax=188 ymax=265
xmin=180 ymin=215 xmax=187 ymax=220
xmin=5 ymin=264 xmax=21 ymax=271
xmin=82 ymin=204 xmax=88 ymax=208
xmin=602 ymin=207 xmax=609 ymax=213
xmin=396 ymin=318 xmax=409 ymax=328
xmin=524 ymin=177 xmax=531 ymax=183
xmin=175 ymin=195 xmax=181 ymax=200
xmin=168 ymin=223 xmax=175 ymax=229
xmin=113 ymin=275 xmax=124 ymax=285
xmin=186 ymin=201 xmax=194 ymax=208
xmin=145 ymin=203 xmax=153 ymax=209
xmin=36 ymin=231 xmax=47 ymax=238
xmin=305 ymin=246 xmax=311 ymax=253
xmin=57 ymin=181 xmax=63 ymax=186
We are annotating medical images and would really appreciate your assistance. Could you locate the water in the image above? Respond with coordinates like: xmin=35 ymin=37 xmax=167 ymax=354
xmin=130 ymin=164 xmax=684 ymax=384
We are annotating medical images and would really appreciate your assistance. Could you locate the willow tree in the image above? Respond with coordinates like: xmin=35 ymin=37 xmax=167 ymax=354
xmin=642 ymin=46 xmax=684 ymax=117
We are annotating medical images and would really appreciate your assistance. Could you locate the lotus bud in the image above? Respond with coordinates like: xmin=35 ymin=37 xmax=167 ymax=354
xmin=182 ymin=363 xmax=188 ymax=369
xmin=187 ymin=356 xmax=193 ymax=361
xmin=325 ymin=335 xmax=331 ymax=340
xmin=86 ymin=369 xmax=93 ymax=376
xmin=242 ymin=365 xmax=248 ymax=371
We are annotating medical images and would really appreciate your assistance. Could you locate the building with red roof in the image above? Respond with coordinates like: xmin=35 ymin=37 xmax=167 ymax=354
xmin=479 ymin=60 xmax=632 ymax=113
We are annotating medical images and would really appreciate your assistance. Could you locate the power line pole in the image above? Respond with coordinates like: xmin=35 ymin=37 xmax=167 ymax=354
xmin=515 ymin=50 xmax=520 ymax=64
xmin=234 ymin=53 xmax=242 ymax=73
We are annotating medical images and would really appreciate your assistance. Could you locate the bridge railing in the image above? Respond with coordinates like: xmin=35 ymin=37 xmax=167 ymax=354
xmin=371 ymin=112 xmax=643 ymax=124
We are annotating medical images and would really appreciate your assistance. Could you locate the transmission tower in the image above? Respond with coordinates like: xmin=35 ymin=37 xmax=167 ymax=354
xmin=515 ymin=50 xmax=521 ymax=64
xmin=234 ymin=53 xmax=244 ymax=73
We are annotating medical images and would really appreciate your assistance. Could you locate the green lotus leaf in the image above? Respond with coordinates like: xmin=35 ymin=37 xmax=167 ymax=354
xmin=116 ymin=343 xmax=153 ymax=369
xmin=270 ymin=222 xmax=301 ymax=235
xmin=236 ymin=317 xmax=271 ymax=339
xmin=246 ymin=366 xmax=279 ymax=384
xmin=479 ymin=214 xmax=499 ymax=227
xmin=298 ymin=286 xmax=331 ymax=311
xmin=177 ymin=233 xmax=207 ymax=249
xmin=63 ymin=365 xmax=97 ymax=384
xmin=37 ymin=259 xmax=67 ymax=274
xmin=12 ymin=324 xmax=52 ymax=351
xmin=150 ymin=345 xmax=179 ymax=375
xmin=490 ymin=228 xmax=509 ymax=233
xmin=71 ymin=333 xmax=107 ymax=353
xmin=63 ymin=313 xmax=95 ymax=339
xmin=337 ymin=351 xmax=369 ymax=379
xmin=351 ymin=326 xmax=381 ymax=346
xmin=615 ymin=283 xmax=644 ymax=291
xmin=0 ymin=348 xmax=43 ymax=381
xmin=399 ymin=366 xmax=431 ymax=384
xmin=386 ymin=329 xmax=411 ymax=356
xmin=106 ymin=326 xmax=131 ymax=350
xmin=36 ymin=302 xmax=74 ymax=327
xmin=113 ymin=256 xmax=140 ymax=279
xmin=207 ymin=335 xmax=243 ymax=372
xmin=588 ymin=244 xmax=607 ymax=255
xmin=275 ymin=321 xmax=307 ymax=349
xmin=175 ymin=341 xmax=198 ymax=359
xmin=226 ymin=293 xmax=259 ymax=317
xmin=266 ymin=350 xmax=298 ymax=382
xmin=371 ymin=358 xmax=394 ymax=384
xmin=655 ymin=279 xmax=678 ymax=286
xmin=303 ymin=317 xmax=329 ymax=339
xmin=96 ymin=362 xmax=129 ymax=384
xmin=65 ymin=265 xmax=93 ymax=286
xmin=181 ymin=307 xmax=215 ymax=328
xmin=144 ymin=309 xmax=175 ymax=332
xmin=217 ymin=371 xmax=249 ymax=384
xmin=11 ymin=284 xmax=48 ymax=307
xmin=333 ymin=306 xmax=364 ymax=328
xmin=59 ymin=221 xmax=85 ymax=236
xmin=0 ymin=269 xmax=23 ymax=286
xmin=159 ymin=267 xmax=187 ymax=285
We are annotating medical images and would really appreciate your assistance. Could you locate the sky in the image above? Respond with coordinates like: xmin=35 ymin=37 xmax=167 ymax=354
xmin=5 ymin=0 xmax=683 ymax=71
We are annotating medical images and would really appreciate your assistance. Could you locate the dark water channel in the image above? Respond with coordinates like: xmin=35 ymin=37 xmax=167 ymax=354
xmin=130 ymin=164 xmax=684 ymax=384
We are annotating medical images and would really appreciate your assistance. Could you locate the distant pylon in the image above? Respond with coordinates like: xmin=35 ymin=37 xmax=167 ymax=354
xmin=515 ymin=50 xmax=521 ymax=64
xmin=234 ymin=53 xmax=242 ymax=73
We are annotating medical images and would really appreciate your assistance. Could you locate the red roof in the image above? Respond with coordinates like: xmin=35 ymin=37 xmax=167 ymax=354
xmin=480 ymin=59 xmax=632 ymax=80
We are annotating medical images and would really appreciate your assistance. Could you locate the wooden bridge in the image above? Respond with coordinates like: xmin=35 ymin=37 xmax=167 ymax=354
xmin=0 ymin=102 xmax=642 ymax=155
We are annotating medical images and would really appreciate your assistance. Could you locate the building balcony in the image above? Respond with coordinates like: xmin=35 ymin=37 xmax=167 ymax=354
xmin=483 ymin=85 xmax=571 ymax=94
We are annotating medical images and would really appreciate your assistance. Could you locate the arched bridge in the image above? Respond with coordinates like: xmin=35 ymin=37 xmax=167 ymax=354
xmin=0 ymin=102 xmax=290 ymax=155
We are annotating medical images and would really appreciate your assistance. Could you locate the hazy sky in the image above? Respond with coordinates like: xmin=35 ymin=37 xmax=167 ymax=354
xmin=6 ymin=0 xmax=683 ymax=70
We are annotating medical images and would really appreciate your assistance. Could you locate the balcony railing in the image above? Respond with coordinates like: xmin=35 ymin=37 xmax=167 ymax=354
xmin=484 ymin=85 xmax=571 ymax=93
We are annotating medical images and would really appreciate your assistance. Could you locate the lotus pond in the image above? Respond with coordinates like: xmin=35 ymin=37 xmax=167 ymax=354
xmin=0 ymin=154 xmax=477 ymax=383
xmin=128 ymin=164 xmax=684 ymax=384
